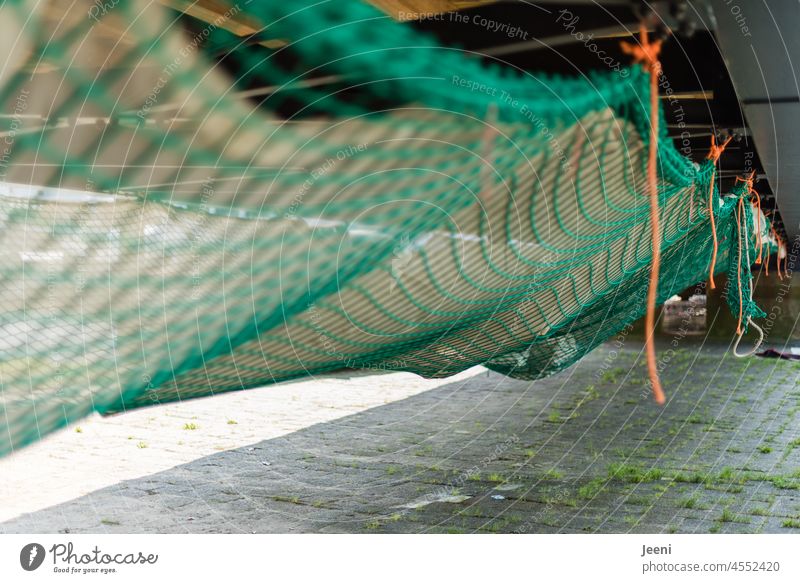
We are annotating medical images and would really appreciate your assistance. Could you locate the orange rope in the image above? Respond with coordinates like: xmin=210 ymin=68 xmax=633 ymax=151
xmin=782 ymin=240 xmax=788 ymax=279
xmin=736 ymin=172 xmax=763 ymax=264
xmin=768 ymin=217 xmax=784 ymax=280
xmin=705 ymin=135 xmax=732 ymax=289
xmin=767 ymin=218 xmax=778 ymax=277
xmin=783 ymin=239 xmax=788 ymax=278
xmin=735 ymin=198 xmax=745 ymax=335
xmin=753 ymin=196 xmax=763 ymax=264
xmin=621 ymin=27 xmax=665 ymax=405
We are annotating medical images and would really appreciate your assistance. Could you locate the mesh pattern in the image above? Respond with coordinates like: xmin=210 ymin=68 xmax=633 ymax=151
xmin=0 ymin=0 xmax=765 ymax=455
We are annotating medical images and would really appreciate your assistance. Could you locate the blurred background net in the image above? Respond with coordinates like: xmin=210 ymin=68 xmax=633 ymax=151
xmin=0 ymin=0 xmax=770 ymax=455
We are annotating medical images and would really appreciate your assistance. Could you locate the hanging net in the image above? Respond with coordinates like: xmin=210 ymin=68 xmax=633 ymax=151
xmin=0 ymin=0 xmax=771 ymax=456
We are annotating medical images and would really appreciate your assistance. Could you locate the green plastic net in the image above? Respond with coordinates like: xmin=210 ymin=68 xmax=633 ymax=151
xmin=0 ymin=0 xmax=770 ymax=456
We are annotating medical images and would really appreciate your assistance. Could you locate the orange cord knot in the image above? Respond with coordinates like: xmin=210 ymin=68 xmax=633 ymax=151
xmin=705 ymin=134 xmax=732 ymax=290
xmin=620 ymin=26 xmax=663 ymax=75
xmin=735 ymin=170 xmax=755 ymax=191
xmin=706 ymin=134 xmax=731 ymax=163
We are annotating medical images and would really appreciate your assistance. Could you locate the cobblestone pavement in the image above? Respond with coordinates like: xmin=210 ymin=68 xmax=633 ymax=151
xmin=2 ymin=340 xmax=800 ymax=533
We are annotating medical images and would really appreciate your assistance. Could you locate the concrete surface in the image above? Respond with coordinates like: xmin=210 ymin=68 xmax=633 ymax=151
xmin=2 ymin=340 xmax=800 ymax=533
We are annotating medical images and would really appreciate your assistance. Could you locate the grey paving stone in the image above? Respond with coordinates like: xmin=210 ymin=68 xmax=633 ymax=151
xmin=3 ymin=339 xmax=800 ymax=533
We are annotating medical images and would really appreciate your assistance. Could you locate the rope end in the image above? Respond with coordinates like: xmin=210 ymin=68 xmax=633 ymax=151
xmin=652 ymin=382 xmax=666 ymax=405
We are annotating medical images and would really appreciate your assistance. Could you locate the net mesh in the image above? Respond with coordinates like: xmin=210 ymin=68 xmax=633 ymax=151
xmin=0 ymin=0 xmax=769 ymax=455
